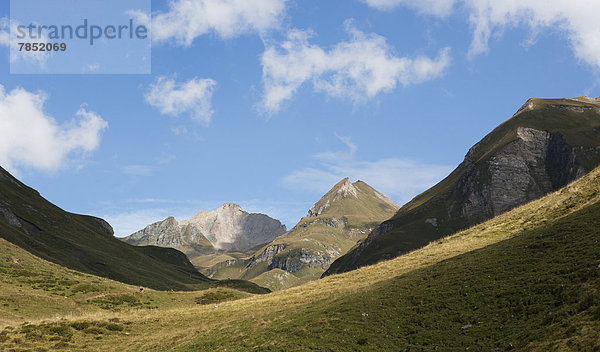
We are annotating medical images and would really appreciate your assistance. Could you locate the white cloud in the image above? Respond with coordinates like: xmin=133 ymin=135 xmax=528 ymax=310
xmin=364 ymin=0 xmax=600 ymax=70
xmin=283 ymin=135 xmax=453 ymax=205
xmin=0 ymin=85 xmax=108 ymax=173
xmin=143 ymin=0 xmax=287 ymax=46
xmin=171 ymin=126 xmax=189 ymax=135
xmin=145 ymin=76 xmax=217 ymax=124
xmin=155 ymin=153 xmax=177 ymax=165
xmin=0 ymin=17 xmax=52 ymax=67
xmin=260 ymin=22 xmax=451 ymax=114
xmin=334 ymin=133 xmax=357 ymax=156
xmin=463 ymin=0 xmax=600 ymax=68
xmin=363 ymin=0 xmax=456 ymax=16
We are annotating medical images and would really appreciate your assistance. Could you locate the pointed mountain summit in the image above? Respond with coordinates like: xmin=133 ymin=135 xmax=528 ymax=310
xmin=307 ymin=178 xmax=398 ymax=219
xmin=123 ymin=203 xmax=287 ymax=257
xmin=307 ymin=178 xmax=358 ymax=217
xmin=325 ymin=97 xmax=600 ymax=277
xmin=207 ymin=178 xmax=399 ymax=290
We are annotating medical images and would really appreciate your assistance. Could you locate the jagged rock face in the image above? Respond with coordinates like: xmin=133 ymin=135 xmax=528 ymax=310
xmin=123 ymin=217 xmax=210 ymax=251
xmin=325 ymin=97 xmax=600 ymax=277
xmin=268 ymin=248 xmax=333 ymax=273
xmin=181 ymin=203 xmax=287 ymax=251
xmin=251 ymin=243 xmax=287 ymax=265
xmin=459 ymin=127 xmax=585 ymax=222
xmin=123 ymin=203 xmax=287 ymax=255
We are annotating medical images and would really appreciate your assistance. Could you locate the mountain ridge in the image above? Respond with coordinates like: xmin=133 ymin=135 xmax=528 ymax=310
xmin=325 ymin=96 xmax=600 ymax=276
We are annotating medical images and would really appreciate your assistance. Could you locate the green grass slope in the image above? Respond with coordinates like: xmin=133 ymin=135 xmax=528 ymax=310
xmin=326 ymin=97 xmax=600 ymax=276
xmin=0 ymin=236 xmax=260 ymax=328
xmin=3 ymin=164 xmax=598 ymax=351
xmin=0 ymin=166 xmax=267 ymax=293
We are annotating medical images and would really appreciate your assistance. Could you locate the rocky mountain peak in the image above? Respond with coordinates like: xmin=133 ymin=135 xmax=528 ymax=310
xmin=335 ymin=177 xmax=358 ymax=198
xmin=220 ymin=203 xmax=243 ymax=211
xmin=307 ymin=178 xmax=398 ymax=218
xmin=124 ymin=203 xmax=287 ymax=254
xmin=237 ymin=177 xmax=400 ymax=289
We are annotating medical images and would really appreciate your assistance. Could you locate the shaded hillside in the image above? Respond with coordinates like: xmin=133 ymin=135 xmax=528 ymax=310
xmin=0 ymin=166 xmax=267 ymax=293
xmin=207 ymin=178 xmax=399 ymax=290
xmin=325 ymin=97 xmax=600 ymax=276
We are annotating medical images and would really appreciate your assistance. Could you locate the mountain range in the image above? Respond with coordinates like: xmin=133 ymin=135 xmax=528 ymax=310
xmin=124 ymin=178 xmax=399 ymax=290
xmin=325 ymin=96 xmax=600 ymax=276
xmin=122 ymin=203 xmax=286 ymax=256
xmin=121 ymin=96 xmax=600 ymax=290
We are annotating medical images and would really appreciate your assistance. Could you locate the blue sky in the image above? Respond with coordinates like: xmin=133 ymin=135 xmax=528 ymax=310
xmin=0 ymin=0 xmax=598 ymax=236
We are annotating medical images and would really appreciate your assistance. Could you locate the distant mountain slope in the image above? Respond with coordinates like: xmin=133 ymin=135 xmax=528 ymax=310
xmin=122 ymin=203 xmax=286 ymax=258
xmin=122 ymin=216 xmax=216 ymax=257
xmin=211 ymin=178 xmax=399 ymax=290
xmin=325 ymin=97 xmax=600 ymax=276
xmin=0 ymin=166 xmax=267 ymax=293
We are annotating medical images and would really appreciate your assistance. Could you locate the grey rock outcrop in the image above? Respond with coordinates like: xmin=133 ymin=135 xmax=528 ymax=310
xmin=459 ymin=127 xmax=586 ymax=222
xmin=181 ymin=203 xmax=287 ymax=251
xmin=122 ymin=203 xmax=287 ymax=257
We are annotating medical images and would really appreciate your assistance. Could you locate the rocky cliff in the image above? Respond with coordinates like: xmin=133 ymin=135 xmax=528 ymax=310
xmin=325 ymin=97 xmax=600 ymax=276
xmin=122 ymin=203 xmax=287 ymax=257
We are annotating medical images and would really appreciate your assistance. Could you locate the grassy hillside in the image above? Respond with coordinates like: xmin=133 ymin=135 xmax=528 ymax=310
xmin=326 ymin=97 xmax=600 ymax=275
xmin=3 ymin=163 xmax=600 ymax=350
xmin=0 ymin=236 xmax=259 ymax=327
xmin=0 ymin=166 xmax=267 ymax=293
